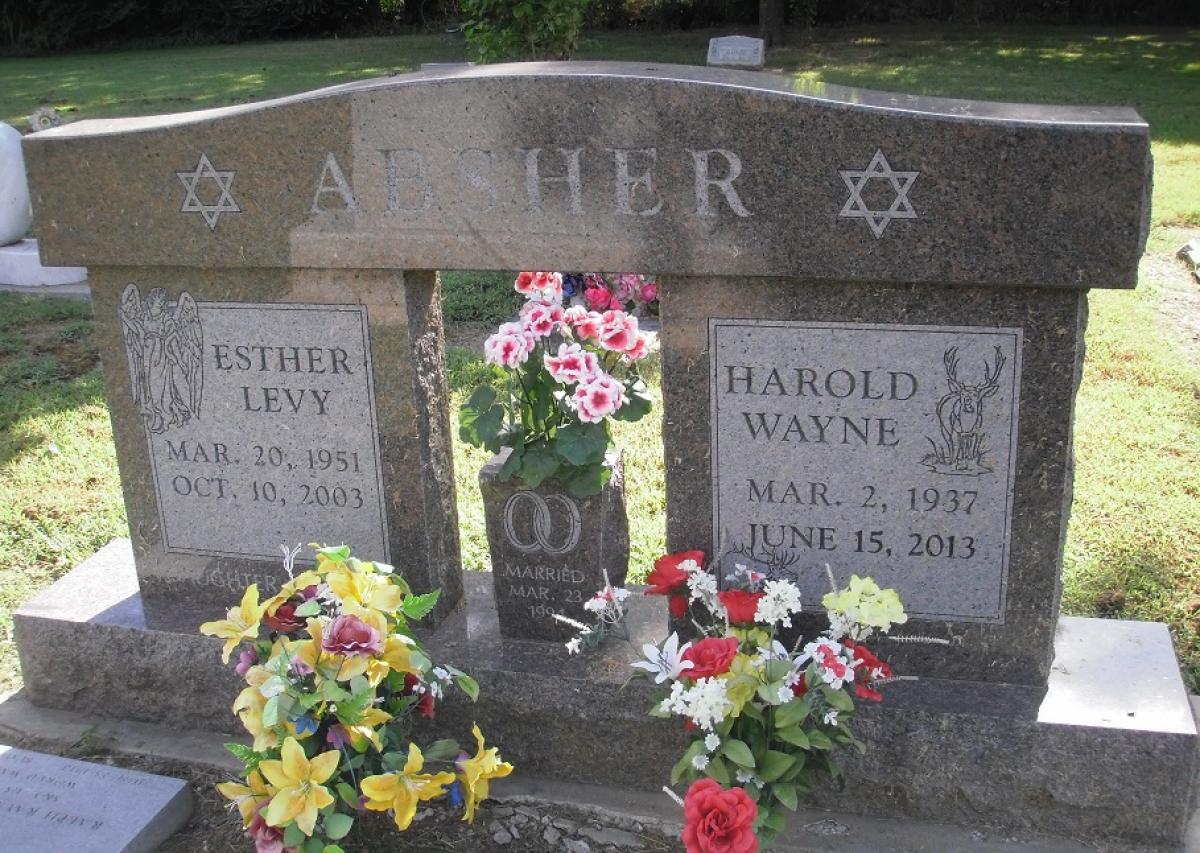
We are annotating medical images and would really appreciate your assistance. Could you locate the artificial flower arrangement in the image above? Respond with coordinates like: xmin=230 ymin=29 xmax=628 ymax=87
xmin=632 ymin=551 xmax=908 ymax=851
xmin=201 ymin=545 xmax=513 ymax=853
xmin=562 ymin=272 xmax=659 ymax=316
xmin=458 ymin=271 xmax=654 ymax=497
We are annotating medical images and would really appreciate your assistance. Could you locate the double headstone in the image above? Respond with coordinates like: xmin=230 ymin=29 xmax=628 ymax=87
xmin=14 ymin=62 xmax=1195 ymax=847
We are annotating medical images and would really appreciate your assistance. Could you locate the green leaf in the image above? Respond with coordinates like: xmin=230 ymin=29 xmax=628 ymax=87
xmin=402 ymin=590 xmax=441 ymax=621
xmin=336 ymin=782 xmax=358 ymax=808
xmin=611 ymin=380 xmax=652 ymax=422
xmin=459 ymin=386 xmax=504 ymax=450
xmin=294 ymin=600 xmax=321 ymax=618
xmin=774 ymin=726 xmax=810 ymax=749
xmin=324 ymin=812 xmax=353 ymax=841
xmin=772 ymin=782 xmax=799 ymax=811
xmin=823 ymin=686 xmax=855 ymax=712
xmin=262 ymin=695 xmax=283 ymax=727
xmin=775 ymin=698 xmax=812 ymax=730
xmin=315 ymin=545 xmax=351 ymax=563
xmin=554 ymin=421 xmax=609 ymax=466
xmin=518 ymin=448 xmax=561 ymax=488
xmin=761 ymin=806 xmax=787 ymax=834
xmin=335 ymin=691 xmax=372 ymax=725
xmin=807 ymin=730 xmax=834 ymax=750
xmin=764 ymin=659 xmax=793 ymax=683
xmin=720 ymin=738 xmax=755 ymax=769
xmin=499 ymin=445 xmax=524 ymax=478
xmin=455 ymin=674 xmax=480 ymax=703
xmin=302 ymin=837 xmax=325 ymax=853
xmin=324 ymin=847 xmax=346 ymax=853
xmin=224 ymin=742 xmax=263 ymax=769
xmin=564 ymin=462 xmax=611 ymax=498
xmin=420 ymin=739 xmax=462 ymax=763
xmin=758 ymin=750 xmax=796 ymax=782
xmin=705 ymin=755 xmax=730 ymax=785
xmin=283 ymin=822 xmax=306 ymax=848
xmin=671 ymin=740 xmax=707 ymax=785
xmin=382 ymin=750 xmax=409 ymax=772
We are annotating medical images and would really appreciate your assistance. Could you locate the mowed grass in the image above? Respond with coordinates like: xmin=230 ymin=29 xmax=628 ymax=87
xmin=0 ymin=26 xmax=1196 ymax=688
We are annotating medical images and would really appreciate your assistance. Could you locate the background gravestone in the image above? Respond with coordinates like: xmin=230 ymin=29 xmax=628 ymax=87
xmin=0 ymin=745 xmax=192 ymax=852
xmin=707 ymin=36 xmax=766 ymax=70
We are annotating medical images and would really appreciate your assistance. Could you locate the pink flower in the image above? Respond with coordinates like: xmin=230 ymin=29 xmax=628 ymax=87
xmin=571 ymin=311 xmax=605 ymax=342
xmin=520 ymin=300 xmax=564 ymax=337
xmin=573 ymin=372 xmax=628 ymax=422
xmin=584 ymin=285 xmax=610 ymax=311
xmin=247 ymin=801 xmax=294 ymax=853
xmin=623 ymin=331 xmax=653 ymax=362
xmin=235 ymin=648 xmax=258 ymax=677
xmin=514 ymin=271 xmax=563 ymax=302
xmin=613 ymin=274 xmax=640 ymax=303
xmin=640 ymin=281 xmax=658 ymax=303
xmin=484 ymin=322 xmax=535 ymax=368
xmin=598 ymin=310 xmax=639 ymax=352
xmin=545 ymin=342 xmax=600 ymax=384
xmin=609 ymin=295 xmax=624 ymax=310
xmin=322 ymin=614 xmax=383 ymax=657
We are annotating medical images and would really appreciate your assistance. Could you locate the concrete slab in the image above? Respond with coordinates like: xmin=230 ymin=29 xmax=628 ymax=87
xmin=0 ymin=239 xmax=85 ymax=286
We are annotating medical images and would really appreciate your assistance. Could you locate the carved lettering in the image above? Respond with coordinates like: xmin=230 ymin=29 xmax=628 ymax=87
xmin=520 ymin=147 xmax=584 ymax=215
xmin=310 ymin=152 xmax=359 ymax=213
xmin=610 ymin=147 xmax=664 ymax=216
xmin=381 ymin=148 xmax=433 ymax=213
xmin=689 ymin=148 xmax=752 ymax=218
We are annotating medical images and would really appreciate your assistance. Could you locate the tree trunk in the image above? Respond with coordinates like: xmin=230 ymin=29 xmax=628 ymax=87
xmin=759 ymin=0 xmax=785 ymax=47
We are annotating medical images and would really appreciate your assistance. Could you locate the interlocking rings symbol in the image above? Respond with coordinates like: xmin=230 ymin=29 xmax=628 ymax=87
xmin=503 ymin=492 xmax=582 ymax=555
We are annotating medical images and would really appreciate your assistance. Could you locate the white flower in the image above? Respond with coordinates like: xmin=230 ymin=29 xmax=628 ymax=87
xmin=565 ymin=637 xmax=582 ymax=655
xmin=774 ymin=684 xmax=794 ymax=705
xmin=797 ymin=639 xmax=858 ymax=690
xmin=692 ymin=754 xmax=710 ymax=771
xmin=659 ymin=681 xmax=688 ymax=715
xmin=755 ymin=580 xmax=803 ymax=627
xmin=631 ymin=633 xmax=694 ymax=684
xmin=735 ymin=769 xmax=760 ymax=786
xmin=679 ymin=559 xmax=703 ymax=574
xmin=704 ymin=733 xmax=721 ymax=753
xmin=682 ymin=677 xmax=734 ymax=732
xmin=687 ymin=570 xmax=717 ymax=601
xmin=583 ymin=596 xmax=608 ymax=613
xmin=823 ymin=709 xmax=840 ymax=726
xmin=825 ymin=612 xmax=853 ymax=641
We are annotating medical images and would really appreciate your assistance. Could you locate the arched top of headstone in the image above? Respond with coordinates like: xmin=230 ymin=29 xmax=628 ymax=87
xmin=24 ymin=62 xmax=1150 ymax=287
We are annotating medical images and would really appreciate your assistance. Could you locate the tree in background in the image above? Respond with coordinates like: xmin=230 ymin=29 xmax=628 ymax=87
xmin=460 ymin=0 xmax=593 ymax=62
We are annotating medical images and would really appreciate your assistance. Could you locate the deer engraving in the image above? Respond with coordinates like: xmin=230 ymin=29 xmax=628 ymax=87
xmin=935 ymin=346 xmax=1006 ymax=472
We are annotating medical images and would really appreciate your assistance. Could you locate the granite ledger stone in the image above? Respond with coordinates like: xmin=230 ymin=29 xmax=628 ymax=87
xmin=0 ymin=745 xmax=193 ymax=853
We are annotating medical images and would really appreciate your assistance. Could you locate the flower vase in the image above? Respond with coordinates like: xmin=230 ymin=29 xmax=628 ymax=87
xmin=479 ymin=449 xmax=629 ymax=642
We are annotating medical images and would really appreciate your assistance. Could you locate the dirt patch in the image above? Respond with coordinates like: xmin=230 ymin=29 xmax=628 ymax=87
xmin=19 ymin=319 xmax=98 ymax=379
xmin=1143 ymin=237 xmax=1200 ymax=359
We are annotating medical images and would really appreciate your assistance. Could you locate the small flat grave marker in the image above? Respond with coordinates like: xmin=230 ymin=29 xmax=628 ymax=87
xmin=707 ymin=36 xmax=766 ymax=70
xmin=0 ymin=745 xmax=192 ymax=852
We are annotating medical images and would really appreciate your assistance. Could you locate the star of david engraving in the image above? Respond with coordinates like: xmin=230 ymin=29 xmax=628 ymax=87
xmin=176 ymin=153 xmax=241 ymax=231
xmin=838 ymin=149 xmax=919 ymax=239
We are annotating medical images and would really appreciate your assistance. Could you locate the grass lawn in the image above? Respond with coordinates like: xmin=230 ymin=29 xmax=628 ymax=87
xmin=0 ymin=26 xmax=1196 ymax=690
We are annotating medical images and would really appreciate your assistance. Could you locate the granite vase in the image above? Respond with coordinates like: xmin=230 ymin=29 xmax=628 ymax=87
xmin=479 ymin=449 xmax=630 ymax=642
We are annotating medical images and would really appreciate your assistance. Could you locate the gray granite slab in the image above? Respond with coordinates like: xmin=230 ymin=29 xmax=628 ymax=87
xmin=663 ymin=276 xmax=1088 ymax=686
xmin=711 ymin=319 xmax=1022 ymax=623
xmin=23 ymin=62 xmax=1149 ymax=289
xmin=14 ymin=552 xmax=1198 ymax=848
xmin=707 ymin=36 xmax=765 ymax=69
xmin=0 ymin=745 xmax=192 ymax=853
xmin=88 ymin=267 xmax=462 ymax=627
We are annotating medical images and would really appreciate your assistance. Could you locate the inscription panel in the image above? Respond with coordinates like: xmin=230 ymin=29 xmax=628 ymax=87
xmin=0 ymin=745 xmax=191 ymax=852
xmin=118 ymin=291 xmax=389 ymax=561
xmin=711 ymin=320 xmax=1022 ymax=622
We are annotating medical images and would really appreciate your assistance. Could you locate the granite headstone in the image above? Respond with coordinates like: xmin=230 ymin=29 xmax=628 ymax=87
xmin=707 ymin=36 xmax=766 ymax=70
xmin=0 ymin=745 xmax=192 ymax=853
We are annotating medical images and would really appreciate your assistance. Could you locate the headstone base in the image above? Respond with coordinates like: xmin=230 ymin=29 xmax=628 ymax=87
xmin=0 ymin=239 xmax=86 ymax=286
xmin=14 ymin=539 xmax=1198 ymax=848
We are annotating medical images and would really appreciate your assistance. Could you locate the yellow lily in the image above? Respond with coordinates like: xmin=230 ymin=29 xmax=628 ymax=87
xmin=361 ymin=744 xmax=455 ymax=831
xmin=365 ymin=637 xmax=422 ymax=686
xmin=457 ymin=723 xmax=513 ymax=822
xmin=233 ymin=684 xmax=279 ymax=752
xmin=263 ymin=570 xmax=322 ymax=616
xmin=326 ymin=566 xmax=403 ymax=617
xmin=342 ymin=707 xmax=392 ymax=752
xmin=216 ymin=769 xmax=274 ymax=826
xmin=200 ymin=584 xmax=267 ymax=663
xmin=259 ymin=738 xmax=340 ymax=837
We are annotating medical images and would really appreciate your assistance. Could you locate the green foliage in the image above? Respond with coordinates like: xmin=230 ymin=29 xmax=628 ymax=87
xmin=460 ymin=0 xmax=594 ymax=62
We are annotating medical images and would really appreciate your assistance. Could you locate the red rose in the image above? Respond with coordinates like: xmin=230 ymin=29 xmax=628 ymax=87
xmin=681 ymin=637 xmax=740 ymax=679
xmin=322 ymin=614 xmax=383 ymax=657
xmin=681 ymin=779 xmax=758 ymax=853
xmin=646 ymin=550 xmax=706 ymax=596
xmin=263 ymin=600 xmax=304 ymax=633
xmin=669 ymin=595 xmax=689 ymax=619
xmin=717 ymin=590 xmax=765 ymax=625
xmin=417 ymin=693 xmax=436 ymax=719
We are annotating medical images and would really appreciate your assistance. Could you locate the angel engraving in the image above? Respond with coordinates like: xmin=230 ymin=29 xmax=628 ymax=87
xmin=119 ymin=284 xmax=204 ymax=434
